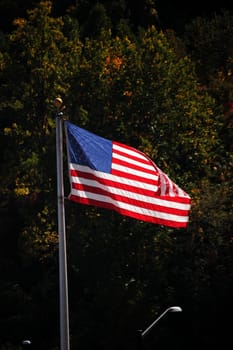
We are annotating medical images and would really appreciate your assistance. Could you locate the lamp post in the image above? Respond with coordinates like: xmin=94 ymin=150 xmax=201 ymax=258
xmin=137 ymin=306 xmax=182 ymax=349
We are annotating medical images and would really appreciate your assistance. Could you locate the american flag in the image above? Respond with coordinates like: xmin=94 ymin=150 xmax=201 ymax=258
xmin=65 ymin=121 xmax=191 ymax=228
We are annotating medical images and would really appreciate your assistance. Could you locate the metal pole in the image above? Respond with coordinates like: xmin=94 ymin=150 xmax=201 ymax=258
xmin=55 ymin=98 xmax=70 ymax=350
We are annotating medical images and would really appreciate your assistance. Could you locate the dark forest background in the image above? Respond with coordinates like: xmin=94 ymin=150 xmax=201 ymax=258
xmin=0 ymin=1 xmax=232 ymax=350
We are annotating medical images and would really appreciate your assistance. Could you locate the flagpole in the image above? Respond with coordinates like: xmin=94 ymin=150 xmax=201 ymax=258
xmin=55 ymin=97 xmax=70 ymax=350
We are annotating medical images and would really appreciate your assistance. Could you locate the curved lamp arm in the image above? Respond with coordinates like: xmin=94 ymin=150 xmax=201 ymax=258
xmin=141 ymin=306 xmax=182 ymax=339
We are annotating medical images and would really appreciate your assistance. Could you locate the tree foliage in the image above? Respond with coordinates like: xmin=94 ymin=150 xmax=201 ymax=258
xmin=0 ymin=2 xmax=232 ymax=350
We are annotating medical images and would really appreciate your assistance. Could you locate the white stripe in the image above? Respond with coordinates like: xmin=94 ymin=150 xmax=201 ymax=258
xmin=112 ymin=163 xmax=157 ymax=180
xmin=178 ymin=186 xmax=189 ymax=197
xmin=70 ymin=188 xmax=189 ymax=223
xmin=70 ymin=163 xmax=158 ymax=191
xmin=113 ymin=143 xmax=146 ymax=160
xmin=71 ymin=175 xmax=190 ymax=211
xmin=113 ymin=152 xmax=155 ymax=171
xmin=167 ymin=176 xmax=175 ymax=196
xmin=159 ymin=171 xmax=167 ymax=196
xmin=155 ymin=164 xmax=188 ymax=198
xmin=71 ymin=175 xmax=158 ymax=198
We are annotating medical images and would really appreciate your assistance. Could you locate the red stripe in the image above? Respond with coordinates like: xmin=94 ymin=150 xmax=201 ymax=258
xmin=71 ymin=182 xmax=189 ymax=216
xmin=71 ymin=174 xmax=190 ymax=204
xmin=113 ymin=142 xmax=151 ymax=165
xmin=112 ymin=156 xmax=157 ymax=175
xmin=111 ymin=168 xmax=158 ymax=185
xmin=69 ymin=194 xmax=188 ymax=228
xmin=70 ymin=172 xmax=158 ymax=198
xmin=70 ymin=167 xmax=190 ymax=205
xmin=114 ymin=141 xmax=142 ymax=152
xmin=71 ymin=168 xmax=158 ymax=187
xmin=70 ymin=172 xmax=190 ymax=205
xmin=160 ymin=194 xmax=190 ymax=205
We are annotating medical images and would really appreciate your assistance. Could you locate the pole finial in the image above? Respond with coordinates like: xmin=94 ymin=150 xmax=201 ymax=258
xmin=54 ymin=97 xmax=65 ymax=112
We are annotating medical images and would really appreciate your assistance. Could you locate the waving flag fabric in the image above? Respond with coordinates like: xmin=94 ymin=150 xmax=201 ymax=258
xmin=65 ymin=121 xmax=191 ymax=228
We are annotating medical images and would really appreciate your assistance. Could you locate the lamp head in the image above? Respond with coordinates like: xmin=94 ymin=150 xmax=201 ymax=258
xmin=169 ymin=306 xmax=182 ymax=312
xmin=22 ymin=340 xmax=31 ymax=346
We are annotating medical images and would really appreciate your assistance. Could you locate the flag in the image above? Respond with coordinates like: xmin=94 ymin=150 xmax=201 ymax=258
xmin=65 ymin=121 xmax=191 ymax=228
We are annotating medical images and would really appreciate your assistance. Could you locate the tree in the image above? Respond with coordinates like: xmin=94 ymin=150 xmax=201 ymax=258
xmin=0 ymin=2 xmax=232 ymax=350
xmin=63 ymin=24 xmax=224 ymax=350
xmin=183 ymin=10 xmax=233 ymax=92
xmin=0 ymin=2 xmax=82 ymax=347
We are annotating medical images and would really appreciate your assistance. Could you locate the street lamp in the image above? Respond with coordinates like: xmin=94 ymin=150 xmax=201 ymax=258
xmin=137 ymin=306 xmax=182 ymax=349
xmin=22 ymin=340 xmax=31 ymax=346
